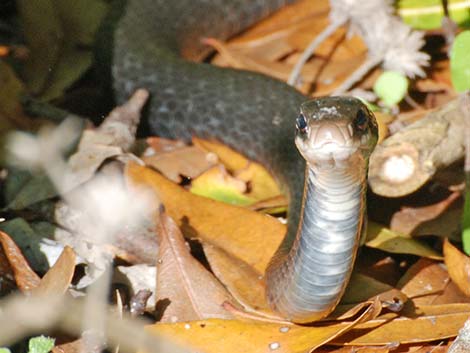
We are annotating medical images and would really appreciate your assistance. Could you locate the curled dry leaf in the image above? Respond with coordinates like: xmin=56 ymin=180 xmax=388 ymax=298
xmin=444 ymin=239 xmax=470 ymax=297
xmin=66 ymin=89 xmax=149 ymax=190
xmin=156 ymin=212 xmax=235 ymax=322
xmin=0 ymin=230 xmax=40 ymax=292
xmin=148 ymin=298 xmax=381 ymax=353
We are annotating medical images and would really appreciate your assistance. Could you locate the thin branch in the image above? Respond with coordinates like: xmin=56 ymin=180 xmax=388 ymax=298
xmin=332 ymin=55 xmax=382 ymax=95
xmin=287 ymin=19 xmax=346 ymax=87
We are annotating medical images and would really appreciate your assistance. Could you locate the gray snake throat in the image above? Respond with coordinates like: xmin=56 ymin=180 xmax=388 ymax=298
xmin=108 ymin=0 xmax=378 ymax=323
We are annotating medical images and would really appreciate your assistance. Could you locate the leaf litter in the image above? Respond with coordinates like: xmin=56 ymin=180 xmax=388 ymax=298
xmin=2 ymin=0 xmax=470 ymax=352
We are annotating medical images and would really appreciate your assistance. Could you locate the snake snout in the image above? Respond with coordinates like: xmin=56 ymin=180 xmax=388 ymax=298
xmin=311 ymin=122 xmax=352 ymax=149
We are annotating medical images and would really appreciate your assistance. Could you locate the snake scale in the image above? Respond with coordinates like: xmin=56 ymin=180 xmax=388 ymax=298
xmin=108 ymin=0 xmax=378 ymax=323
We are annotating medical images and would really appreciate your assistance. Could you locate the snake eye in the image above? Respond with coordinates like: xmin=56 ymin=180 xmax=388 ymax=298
xmin=354 ymin=109 xmax=369 ymax=132
xmin=296 ymin=113 xmax=308 ymax=133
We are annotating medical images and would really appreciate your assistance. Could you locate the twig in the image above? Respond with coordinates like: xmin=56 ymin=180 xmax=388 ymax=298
xmin=287 ymin=19 xmax=346 ymax=87
xmin=332 ymin=56 xmax=382 ymax=95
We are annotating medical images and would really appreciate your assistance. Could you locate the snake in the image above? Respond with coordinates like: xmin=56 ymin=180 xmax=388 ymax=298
xmin=106 ymin=0 xmax=378 ymax=323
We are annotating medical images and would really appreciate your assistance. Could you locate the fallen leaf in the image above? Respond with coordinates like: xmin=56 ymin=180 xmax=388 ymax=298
xmin=52 ymin=338 xmax=83 ymax=353
xmin=156 ymin=212 xmax=234 ymax=322
xmin=444 ymin=239 xmax=470 ymax=297
xmin=66 ymin=89 xmax=149 ymax=190
xmin=247 ymin=195 xmax=288 ymax=214
xmin=0 ymin=242 xmax=16 ymax=295
xmin=334 ymin=303 xmax=470 ymax=345
xmin=191 ymin=165 xmax=255 ymax=206
xmin=193 ymin=138 xmax=282 ymax=202
xmin=342 ymin=273 xmax=407 ymax=307
xmin=32 ymin=246 xmax=76 ymax=296
xmin=397 ymin=258 xmax=469 ymax=305
xmin=316 ymin=347 xmax=390 ymax=353
xmin=366 ymin=222 xmax=442 ymax=260
xmin=116 ymin=264 xmax=157 ymax=311
xmin=0 ymin=230 xmax=40 ymax=292
xmin=202 ymin=242 xmax=269 ymax=312
xmin=0 ymin=218 xmax=52 ymax=274
xmin=148 ymin=299 xmax=381 ymax=353
xmin=5 ymin=174 xmax=58 ymax=211
xmin=143 ymin=145 xmax=218 ymax=183
xmin=17 ymin=0 xmax=108 ymax=100
xmin=126 ymin=163 xmax=285 ymax=274
xmin=0 ymin=61 xmax=34 ymax=131
xmin=391 ymin=191 xmax=461 ymax=235
xmin=146 ymin=137 xmax=187 ymax=153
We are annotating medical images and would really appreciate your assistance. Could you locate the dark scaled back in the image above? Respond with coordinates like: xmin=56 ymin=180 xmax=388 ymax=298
xmin=111 ymin=0 xmax=309 ymax=240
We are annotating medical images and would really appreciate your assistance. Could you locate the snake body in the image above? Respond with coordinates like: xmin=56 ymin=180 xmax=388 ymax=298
xmin=110 ymin=0 xmax=378 ymax=322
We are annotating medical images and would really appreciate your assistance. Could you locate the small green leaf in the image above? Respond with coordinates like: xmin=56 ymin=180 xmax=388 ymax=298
xmin=28 ymin=336 xmax=55 ymax=353
xmin=450 ymin=30 xmax=470 ymax=92
xmin=0 ymin=348 xmax=12 ymax=353
xmin=373 ymin=71 xmax=409 ymax=107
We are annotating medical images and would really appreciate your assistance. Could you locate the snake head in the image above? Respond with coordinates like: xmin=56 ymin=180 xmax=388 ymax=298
xmin=295 ymin=97 xmax=378 ymax=170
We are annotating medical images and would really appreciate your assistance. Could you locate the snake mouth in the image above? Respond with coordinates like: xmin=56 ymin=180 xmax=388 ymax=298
xmin=296 ymin=121 xmax=360 ymax=167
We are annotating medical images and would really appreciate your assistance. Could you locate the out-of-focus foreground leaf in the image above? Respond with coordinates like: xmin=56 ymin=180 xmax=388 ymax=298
xmin=17 ymin=0 xmax=108 ymax=100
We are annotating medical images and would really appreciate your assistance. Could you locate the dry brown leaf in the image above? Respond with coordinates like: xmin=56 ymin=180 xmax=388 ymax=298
xmin=334 ymin=303 xmax=470 ymax=345
xmin=156 ymin=212 xmax=235 ymax=322
xmin=193 ymin=138 xmax=281 ymax=202
xmin=0 ymin=230 xmax=40 ymax=292
xmin=0 ymin=241 xmax=16 ymax=293
xmin=391 ymin=191 xmax=461 ymax=236
xmin=342 ymin=273 xmax=394 ymax=305
xmin=316 ymin=347 xmax=390 ymax=353
xmin=32 ymin=246 xmax=76 ymax=296
xmin=397 ymin=258 xmax=469 ymax=305
xmin=126 ymin=163 xmax=285 ymax=274
xmin=247 ymin=195 xmax=288 ymax=213
xmin=143 ymin=144 xmax=218 ymax=183
xmin=190 ymin=165 xmax=254 ymax=206
xmin=208 ymin=0 xmax=369 ymax=95
xmin=202 ymin=242 xmax=269 ymax=313
xmin=146 ymin=137 xmax=186 ymax=153
xmin=444 ymin=239 xmax=470 ymax=297
xmin=52 ymin=339 xmax=83 ymax=353
xmin=147 ymin=298 xmax=381 ymax=353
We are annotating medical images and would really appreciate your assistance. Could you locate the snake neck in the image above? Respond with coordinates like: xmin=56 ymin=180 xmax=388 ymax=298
xmin=266 ymin=156 xmax=368 ymax=323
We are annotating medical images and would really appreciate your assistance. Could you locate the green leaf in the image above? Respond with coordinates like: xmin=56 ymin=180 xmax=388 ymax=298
xmin=28 ymin=336 xmax=55 ymax=353
xmin=0 ymin=348 xmax=12 ymax=353
xmin=17 ymin=0 xmax=109 ymax=100
xmin=373 ymin=71 xmax=409 ymax=107
xmin=366 ymin=222 xmax=443 ymax=260
xmin=450 ymin=30 xmax=470 ymax=92
xmin=398 ymin=0 xmax=470 ymax=29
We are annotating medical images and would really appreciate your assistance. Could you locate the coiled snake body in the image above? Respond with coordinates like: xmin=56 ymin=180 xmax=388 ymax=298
xmin=110 ymin=0 xmax=378 ymax=323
